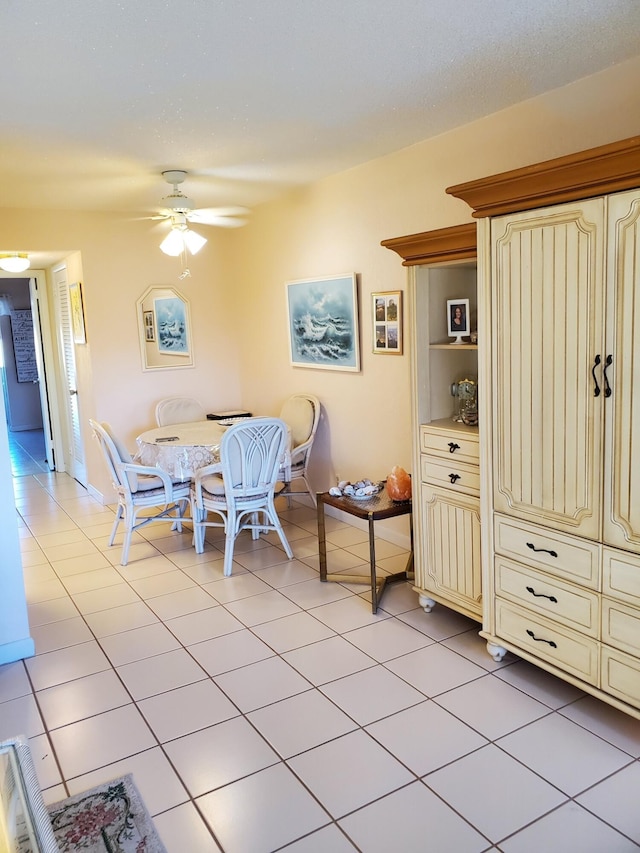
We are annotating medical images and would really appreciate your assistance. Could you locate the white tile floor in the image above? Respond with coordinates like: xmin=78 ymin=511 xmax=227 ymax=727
xmin=3 ymin=470 xmax=640 ymax=852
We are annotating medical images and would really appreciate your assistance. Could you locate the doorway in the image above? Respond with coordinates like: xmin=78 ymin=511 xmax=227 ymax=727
xmin=0 ymin=277 xmax=49 ymax=476
xmin=0 ymin=265 xmax=82 ymax=482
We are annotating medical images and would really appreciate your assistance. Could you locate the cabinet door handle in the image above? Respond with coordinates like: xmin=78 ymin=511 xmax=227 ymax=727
xmin=448 ymin=442 xmax=460 ymax=453
xmin=592 ymin=354 xmax=601 ymax=397
xmin=526 ymin=542 xmax=558 ymax=558
xmin=449 ymin=473 xmax=461 ymax=484
xmin=603 ymin=354 xmax=613 ymax=398
xmin=526 ymin=629 xmax=557 ymax=648
xmin=526 ymin=586 xmax=558 ymax=603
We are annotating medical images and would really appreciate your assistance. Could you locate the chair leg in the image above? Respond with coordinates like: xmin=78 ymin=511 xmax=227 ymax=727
xmin=171 ymin=498 xmax=189 ymax=532
xmin=108 ymin=505 xmax=123 ymax=546
xmin=278 ymin=527 xmax=294 ymax=559
xmin=302 ymin=476 xmax=316 ymax=506
xmin=193 ymin=507 xmax=205 ymax=554
xmin=266 ymin=502 xmax=293 ymax=559
xmin=120 ymin=509 xmax=135 ymax=566
xmin=250 ymin=511 xmax=260 ymax=540
xmin=223 ymin=530 xmax=235 ymax=576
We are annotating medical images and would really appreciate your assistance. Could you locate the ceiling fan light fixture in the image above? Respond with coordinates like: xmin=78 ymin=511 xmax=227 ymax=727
xmin=183 ymin=229 xmax=207 ymax=255
xmin=160 ymin=226 xmax=207 ymax=257
xmin=0 ymin=253 xmax=30 ymax=273
xmin=160 ymin=228 xmax=186 ymax=256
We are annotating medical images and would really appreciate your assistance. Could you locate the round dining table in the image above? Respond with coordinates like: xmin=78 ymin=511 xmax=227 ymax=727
xmin=135 ymin=420 xmax=228 ymax=481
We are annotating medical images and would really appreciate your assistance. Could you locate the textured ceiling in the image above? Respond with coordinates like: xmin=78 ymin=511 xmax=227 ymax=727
xmin=1 ymin=0 xmax=639 ymax=218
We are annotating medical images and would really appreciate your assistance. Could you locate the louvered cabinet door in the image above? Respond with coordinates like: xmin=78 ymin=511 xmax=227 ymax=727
xmin=420 ymin=484 xmax=482 ymax=619
xmin=490 ymin=199 xmax=606 ymax=540
xmin=604 ymin=189 xmax=640 ymax=553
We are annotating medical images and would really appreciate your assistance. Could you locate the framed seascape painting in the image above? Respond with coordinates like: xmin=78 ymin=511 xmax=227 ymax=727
xmin=154 ymin=295 xmax=189 ymax=355
xmin=286 ymin=273 xmax=360 ymax=371
xmin=372 ymin=290 xmax=402 ymax=354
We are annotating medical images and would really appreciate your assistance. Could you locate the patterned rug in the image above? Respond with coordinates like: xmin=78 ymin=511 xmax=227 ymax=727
xmin=47 ymin=774 xmax=167 ymax=853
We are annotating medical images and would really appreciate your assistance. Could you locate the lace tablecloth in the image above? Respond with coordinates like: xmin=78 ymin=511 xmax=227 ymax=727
xmin=135 ymin=421 xmax=226 ymax=481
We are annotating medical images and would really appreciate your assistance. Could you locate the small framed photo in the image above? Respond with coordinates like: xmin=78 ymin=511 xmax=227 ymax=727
xmin=143 ymin=310 xmax=155 ymax=342
xmin=372 ymin=291 xmax=403 ymax=354
xmin=447 ymin=298 xmax=470 ymax=344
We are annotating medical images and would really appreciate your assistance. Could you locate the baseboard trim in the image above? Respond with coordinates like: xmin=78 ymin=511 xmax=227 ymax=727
xmin=87 ymin=483 xmax=107 ymax=504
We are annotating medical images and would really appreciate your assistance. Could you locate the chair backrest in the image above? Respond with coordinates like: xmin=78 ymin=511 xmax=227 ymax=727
xmin=155 ymin=396 xmax=206 ymax=427
xmin=89 ymin=419 xmax=139 ymax=492
xmin=279 ymin=394 xmax=320 ymax=451
xmin=220 ymin=417 xmax=288 ymax=499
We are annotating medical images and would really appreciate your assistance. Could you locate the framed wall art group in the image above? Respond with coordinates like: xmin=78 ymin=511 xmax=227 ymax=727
xmin=372 ymin=290 xmax=402 ymax=354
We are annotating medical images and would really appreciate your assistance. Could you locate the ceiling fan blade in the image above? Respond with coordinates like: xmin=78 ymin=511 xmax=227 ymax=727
xmin=194 ymin=216 xmax=249 ymax=229
xmin=194 ymin=206 xmax=249 ymax=217
xmin=188 ymin=207 xmax=249 ymax=225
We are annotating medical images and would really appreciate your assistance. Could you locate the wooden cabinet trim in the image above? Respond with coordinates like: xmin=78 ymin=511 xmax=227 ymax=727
xmin=381 ymin=222 xmax=477 ymax=265
xmin=446 ymin=136 xmax=640 ymax=218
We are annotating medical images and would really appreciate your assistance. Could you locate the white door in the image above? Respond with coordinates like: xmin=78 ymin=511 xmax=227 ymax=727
xmin=29 ymin=274 xmax=55 ymax=470
xmin=54 ymin=266 xmax=87 ymax=486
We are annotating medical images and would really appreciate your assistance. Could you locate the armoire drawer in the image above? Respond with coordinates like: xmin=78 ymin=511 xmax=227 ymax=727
xmin=420 ymin=424 xmax=479 ymax=465
xmin=602 ymin=598 xmax=640 ymax=657
xmin=421 ymin=456 xmax=480 ymax=497
xmin=603 ymin=547 xmax=640 ymax=607
xmin=601 ymin=646 xmax=640 ymax=710
xmin=495 ymin=599 xmax=599 ymax=685
xmin=494 ymin=514 xmax=601 ymax=589
xmin=495 ymin=557 xmax=600 ymax=637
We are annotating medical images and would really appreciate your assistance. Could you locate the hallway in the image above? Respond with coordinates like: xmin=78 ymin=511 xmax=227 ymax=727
xmin=7 ymin=427 xmax=49 ymax=477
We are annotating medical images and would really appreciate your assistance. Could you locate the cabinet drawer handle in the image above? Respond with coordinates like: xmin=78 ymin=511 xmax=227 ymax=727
xmin=603 ymin=354 xmax=613 ymax=398
xmin=526 ymin=629 xmax=557 ymax=648
xmin=592 ymin=354 xmax=601 ymax=397
xmin=526 ymin=542 xmax=558 ymax=558
xmin=448 ymin=442 xmax=460 ymax=453
xmin=449 ymin=473 xmax=461 ymax=484
xmin=526 ymin=585 xmax=558 ymax=603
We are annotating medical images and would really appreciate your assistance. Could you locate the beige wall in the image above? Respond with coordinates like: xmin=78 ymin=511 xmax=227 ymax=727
xmin=234 ymin=56 xmax=640 ymax=496
xmin=0 ymin=56 xmax=638 ymax=508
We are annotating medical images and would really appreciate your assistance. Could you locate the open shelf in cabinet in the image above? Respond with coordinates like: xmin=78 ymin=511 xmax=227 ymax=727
xmin=430 ymin=343 xmax=478 ymax=350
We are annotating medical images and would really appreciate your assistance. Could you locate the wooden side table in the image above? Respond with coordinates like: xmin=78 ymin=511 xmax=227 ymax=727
xmin=317 ymin=489 xmax=414 ymax=613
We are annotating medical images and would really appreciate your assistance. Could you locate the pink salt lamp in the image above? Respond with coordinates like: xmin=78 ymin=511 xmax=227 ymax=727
xmin=386 ymin=466 xmax=412 ymax=501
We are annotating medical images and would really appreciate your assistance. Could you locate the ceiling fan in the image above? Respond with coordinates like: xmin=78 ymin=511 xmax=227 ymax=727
xmin=149 ymin=170 xmax=249 ymax=257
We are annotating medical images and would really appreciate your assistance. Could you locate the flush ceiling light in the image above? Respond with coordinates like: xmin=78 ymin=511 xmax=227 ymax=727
xmin=0 ymin=253 xmax=30 ymax=273
xmin=160 ymin=225 xmax=207 ymax=257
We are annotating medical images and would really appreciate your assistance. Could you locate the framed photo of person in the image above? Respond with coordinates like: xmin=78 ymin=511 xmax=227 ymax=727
xmin=447 ymin=298 xmax=470 ymax=344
